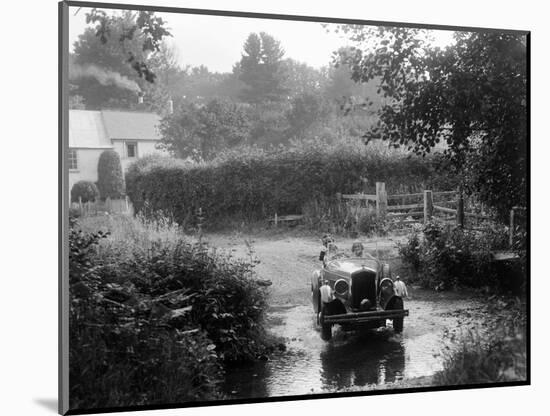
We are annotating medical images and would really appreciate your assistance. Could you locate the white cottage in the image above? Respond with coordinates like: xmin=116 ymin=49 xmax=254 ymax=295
xmin=68 ymin=110 xmax=167 ymax=192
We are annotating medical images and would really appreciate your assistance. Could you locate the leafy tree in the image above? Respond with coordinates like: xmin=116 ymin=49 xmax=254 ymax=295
xmin=84 ymin=8 xmax=171 ymax=83
xmin=141 ymin=42 xmax=185 ymax=114
xmin=174 ymin=65 xmax=244 ymax=102
xmin=249 ymin=101 xmax=292 ymax=147
xmin=281 ymin=59 xmax=328 ymax=98
xmin=238 ymin=32 xmax=288 ymax=103
xmin=158 ymin=99 xmax=251 ymax=161
xmin=335 ymin=27 xmax=527 ymax=220
xmin=97 ymin=150 xmax=125 ymax=199
xmin=323 ymin=54 xmax=384 ymax=112
xmin=71 ymin=9 xmax=171 ymax=110
xmin=286 ymin=92 xmax=331 ymax=139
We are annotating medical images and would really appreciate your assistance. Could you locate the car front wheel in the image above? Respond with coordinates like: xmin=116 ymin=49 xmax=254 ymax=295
xmin=319 ymin=306 xmax=332 ymax=341
xmin=391 ymin=297 xmax=404 ymax=334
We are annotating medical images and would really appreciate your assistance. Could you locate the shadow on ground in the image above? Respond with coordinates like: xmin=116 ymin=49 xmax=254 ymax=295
xmin=34 ymin=398 xmax=58 ymax=413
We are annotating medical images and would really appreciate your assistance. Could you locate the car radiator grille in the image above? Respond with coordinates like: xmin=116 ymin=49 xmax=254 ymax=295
xmin=350 ymin=270 xmax=377 ymax=309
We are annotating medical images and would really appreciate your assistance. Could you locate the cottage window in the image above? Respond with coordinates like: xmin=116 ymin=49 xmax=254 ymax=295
xmin=68 ymin=149 xmax=78 ymax=170
xmin=126 ymin=142 xmax=138 ymax=158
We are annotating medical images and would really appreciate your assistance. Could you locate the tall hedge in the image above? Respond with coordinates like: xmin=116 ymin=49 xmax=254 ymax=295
xmin=126 ymin=145 xmax=457 ymax=226
xmin=97 ymin=150 xmax=125 ymax=200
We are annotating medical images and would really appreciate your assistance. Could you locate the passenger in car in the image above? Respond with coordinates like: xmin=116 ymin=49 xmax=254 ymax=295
xmin=319 ymin=234 xmax=334 ymax=263
xmin=351 ymin=241 xmax=364 ymax=257
xmin=324 ymin=242 xmax=339 ymax=265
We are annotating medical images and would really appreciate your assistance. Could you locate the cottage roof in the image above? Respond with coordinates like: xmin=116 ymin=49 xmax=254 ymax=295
xmin=69 ymin=110 xmax=112 ymax=149
xmin=101 ymin=111 xmax=162 ymax=141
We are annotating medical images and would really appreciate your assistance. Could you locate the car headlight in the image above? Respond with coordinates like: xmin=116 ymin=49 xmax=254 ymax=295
xmin=334 ymin=279 xmax=350 ymax=296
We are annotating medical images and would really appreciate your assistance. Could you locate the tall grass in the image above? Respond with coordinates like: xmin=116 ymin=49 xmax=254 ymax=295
xmin=435 ymin=315 xmax=526 ymax=385
xmin=78 ymin=212 xmax=183 ymax=249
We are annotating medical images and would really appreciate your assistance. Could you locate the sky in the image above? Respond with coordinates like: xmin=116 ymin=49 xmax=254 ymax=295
xmin=68 ymin=6 xmax=455 ymax=73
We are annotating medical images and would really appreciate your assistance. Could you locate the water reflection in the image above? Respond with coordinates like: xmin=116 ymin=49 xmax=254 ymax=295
xmin=319 ymin=329 xmax=406 ymax=390
xmin=223 ymin=305 xmax=407 ymax=399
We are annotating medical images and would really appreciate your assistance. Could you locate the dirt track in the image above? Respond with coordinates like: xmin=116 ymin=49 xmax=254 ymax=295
xmin=205 ymin=232 xmax=492 ymax=398
xmin=207 ymin=233 xmax=404 ymax=305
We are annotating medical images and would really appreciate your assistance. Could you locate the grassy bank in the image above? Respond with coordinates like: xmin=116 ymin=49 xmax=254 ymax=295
xmin=433 ymin=296 xmax=527 ymax=386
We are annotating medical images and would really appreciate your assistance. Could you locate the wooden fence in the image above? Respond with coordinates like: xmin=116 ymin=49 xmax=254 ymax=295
xmin=338 ymin=183 xmax=526 ymax=251
xmin=338 ymin=182 xmax=492 ymax=229
xmin=70 ymin=196 xmax=133 ymax=216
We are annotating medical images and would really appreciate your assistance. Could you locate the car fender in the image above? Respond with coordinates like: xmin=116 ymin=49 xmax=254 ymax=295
xmin=383 ymin=294 xmax=404 ymax=312
xmin=379 ymin=277 xmax=397 ymax=310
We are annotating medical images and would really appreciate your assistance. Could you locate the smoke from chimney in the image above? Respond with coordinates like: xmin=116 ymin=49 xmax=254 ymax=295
xmin=69 ymin=62 xmax=141 ymax=93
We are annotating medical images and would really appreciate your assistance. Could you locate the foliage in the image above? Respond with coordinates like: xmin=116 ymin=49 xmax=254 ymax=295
xmin=238 ymin=32 xmax=288 ymax=103
xmin=357 ymin=212 xmax=388 ymax=236
xmin=68 ymin=93 xmax=86 ymax=109
xmin=250 ymin=101 xmax=292 ymax=146
xmin=281 ymin=58 xmax=328 ymax=97
xmin=70 ymin=214 xmax=274 ymax=409
xmin=334 ymin=28 xmax=527 ymax=221
xmin=434 ymin=298 xmax=526 ymax=385
xmin=397 ymin=229 xmax=422 ymax=271
xmin=71 ymin=180 xmax=99 ymax=203
xmin=286 ymin=92 xmax=331 ymax=139
xmin=97 ymin=150 xmax=125 ymax=199
xmin=158 ymin=99 xmax=252 ymax=161
xmin=85 ymin=8 xmax=171 ymax=83
xmin=398 ymin=221 xmax=511 ymax=291
xmin=126 ymin=141 xmax=456 ymax=229
xmin=70 ymin=9 xmax=171 ymax=110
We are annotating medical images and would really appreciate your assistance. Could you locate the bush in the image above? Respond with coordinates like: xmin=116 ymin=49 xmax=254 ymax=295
xmin=126 ymin=141 xmax=457 ymax=228
xmin=434 ymin=298 xmax=526 ymax=385
xmin=434 ymin=325 xmax=526 ymax=385
xmin=70 ymin=180 xmax=99 ymax=203
xmin=398 ymin=221 xmax=510 ymax=291
xmin=357 ymin=212 xmax=388 ymax=236
xmin=69 ymin=215 xmax=273 ymax=409
xmin=97 ymin=150 xmax=125 ymax=200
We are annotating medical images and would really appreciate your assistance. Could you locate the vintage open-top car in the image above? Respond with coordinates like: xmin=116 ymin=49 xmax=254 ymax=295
xmin=311 ymin=245 xmax=409 ymax=340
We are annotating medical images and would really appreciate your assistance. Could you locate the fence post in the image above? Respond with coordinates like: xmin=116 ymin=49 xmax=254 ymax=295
xmin=509 ymin=208 xmax=515 ymax=248
xmin=274 ymin=213 xmax=278 ymax=227
xmin=423 ymin=190 xmax=433 ymax=223
xmin=78 ymin=196 xmax=83 ymax=216
xmin=456 ymin=193 xmax=464 ymax=228
xmin=125 ymin=196 xmax=129 ymax=213
xmin=375 ymin=182 xmax=387 ymax=219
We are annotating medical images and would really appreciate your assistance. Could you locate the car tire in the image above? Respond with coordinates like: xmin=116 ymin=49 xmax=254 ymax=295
xmin=393 ymin=317 xmax=404 ymax=334
xmin=391 ymin=297 xmax=404 ymax=334
xmin=320 ymin=305 xmax=332 ymax=341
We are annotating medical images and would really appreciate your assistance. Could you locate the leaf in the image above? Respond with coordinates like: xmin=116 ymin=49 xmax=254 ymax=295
xmin=171 ymin=305 xmax=193 ymax=318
